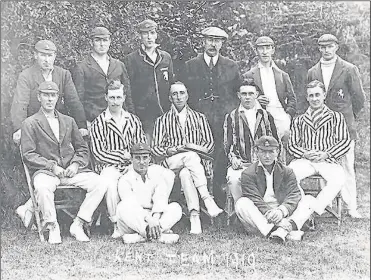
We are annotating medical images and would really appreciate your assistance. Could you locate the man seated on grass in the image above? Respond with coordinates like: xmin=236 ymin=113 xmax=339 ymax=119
xmin=20 ymin=81 xmax=107 ymax=244
xmin=236 ymin=135 xmax=316 ymax=243
xmin=152 ymin=81 xmax=223 ymax=235
xmin=116 ymin=143 xmax=181 ymax=244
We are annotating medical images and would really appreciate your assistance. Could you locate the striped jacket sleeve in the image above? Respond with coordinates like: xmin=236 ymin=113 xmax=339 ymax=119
xmin=199 ymin=114 xmax=215 ymax=153
xmin=326 ymin=112 xmax=351 ymax=160
xmin=151 ymin=116 xmax=167 ymax=158
xmin=223 ymin=112 xmax=236 ymax=160
xmin=90 ymin=116 xmax=128 ymax=165
xmin=288 ymin=116 xmax=306 ymax=159
xmin=132 ymin=115 xmax=147 ymax=145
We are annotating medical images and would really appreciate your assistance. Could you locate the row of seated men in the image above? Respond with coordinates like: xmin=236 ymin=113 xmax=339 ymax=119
xmin=17 ymin=76 xmax=351 ymax=244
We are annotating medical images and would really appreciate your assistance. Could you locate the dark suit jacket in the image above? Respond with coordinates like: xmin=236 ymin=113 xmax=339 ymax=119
xmin=72 ymin=54 xmax=134 ymax=122
xmin=240 ymin=161 xmax=301 ymax=216
xmin=11 ymin=64 xmax=87 ymax=132
xmin=245 ymin=65 xmax=297 ymax=118
xmin=307 ymin=56 xmax=365 ymax=140
xmin=21 ymin=109 xmax=90 ymax=177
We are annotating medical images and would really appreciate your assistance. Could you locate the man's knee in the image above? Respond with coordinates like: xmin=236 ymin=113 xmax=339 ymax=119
xmin=167 ymin=202 xmax=182 ymax=220
xmin=235 ymin=197 xmax=254 ymax=214
xmin=184 ymin=151 xmax=201 ymax=163
xmin=33 ymin=173 xmax=58 ymax=192
xmin=179 ymin=168 xmax=191 ymax=180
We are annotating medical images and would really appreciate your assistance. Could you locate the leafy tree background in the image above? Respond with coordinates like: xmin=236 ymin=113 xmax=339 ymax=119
xmin=1 ymin=1 xmax=369 ymax=222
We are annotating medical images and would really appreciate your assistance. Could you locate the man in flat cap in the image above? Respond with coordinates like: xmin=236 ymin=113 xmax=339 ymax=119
xmin=20 ymin=81 xmax=107 ymax=244
xmin=116 ymin=142 xmax=181 ymax=244
xmin=183 ymin=26 xmax=242 ymax=203
xmin=236 ymin=135 xmax=317 ymax=243
xmin=307 ymin=34 xmax=365 ymax=218
xmin=124 ymin=19 xmax=174 ymax=142
xmin=11 ymin=39 xmax=88 ymax=146
xmin=245 ymin=36 xmax=297 ymax=163
xmin=72 ymin=26 xmax=134 ymax=126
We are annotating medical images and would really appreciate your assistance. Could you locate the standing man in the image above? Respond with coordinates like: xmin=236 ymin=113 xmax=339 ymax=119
xmin=307 ymin=34 xmax=366 ymax=218
xmin=21 ymin=81 xmax=107 ymax=244
xmin=90 ymin=80 xmax=146 ymax=238
xmin=11 ymin=39 xmax=88 ymax=145
xmin=72 ymin=26 xmax=134 ymax=126
xmin=288 ymin=80 xmax=351 ymax=220
xmin=116 ymin=143 xmax=181 ymax=244
xmin=184 ymin=26 xmax=242 ymax=200
xmin=224 ymin=79 xmax=279 ymax=202
xmin=245 ymin=36 xmax=297 ymax=161
xmin=152 ymin=82 xmax=223 ymax=234
xmin=124 ymin=19 xmax=174 ymax=141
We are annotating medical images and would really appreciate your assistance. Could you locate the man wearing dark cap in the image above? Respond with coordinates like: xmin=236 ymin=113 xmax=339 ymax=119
xmin=183 ymin=26 xmax=242 ymax=201
xmin=19 ymin=81 xmax=107 ymax=244
xmin=307 ymin=34 xmax=366 ymax=218
xmin=11 ymin=39 xmax=88 ymax=145
xmin=124 ymin=19 xmax=174 ymax=142
xmin=72 ymin=26 xmax=134 ymax=124
xmin=245 ymin=36 xmax=297 ymax=163
xmin=236 ymin=135 xmax=314 ymax=243
xmin=116 ymin=143 xmax=181 ymax=244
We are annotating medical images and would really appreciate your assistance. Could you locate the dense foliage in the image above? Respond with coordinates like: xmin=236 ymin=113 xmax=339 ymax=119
xmin=1 ymin=1 xmax=369 ymax=215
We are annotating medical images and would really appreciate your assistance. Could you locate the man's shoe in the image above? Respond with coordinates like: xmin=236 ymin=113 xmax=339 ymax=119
xmin=204 ymin=198 xmax=223 ymax=217
xmin=269 ymin=227 xmax=287 ymax=243
xmin=347 ymin=209 xmax=362 ymax=219
xmin=111 ymin=224 xmax=121 ymax=239
xmin=122 ymin=233 xmax=146 ymax=244
xmin=190 ymin=214 xmax=202 ymax=234
xmin=158 ymin=233 xmax=180 ymax=244
xmin=15 ymin=204 xmax=33 ymax=228
xmin=277 ymin=218 xmax=293 ymax=232
xmin=302 ymin=215 xmax=316 ymax=231
xmin=70 ymin=218 xmax=90 ymax=242
xmin=286 ymin=230 xmax=304 ymax=241
xmin=48 ymin=222 xmax=62 ymax=244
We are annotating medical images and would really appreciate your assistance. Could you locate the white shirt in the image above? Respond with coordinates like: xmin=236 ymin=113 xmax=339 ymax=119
xmin=92 ymin=54 xmax=109 ymax=75
xmin=42 ymin=68 xmax=54 ymax=82
xmin=259 ymin=161 xmax=278 ymax=206
xmin=103 ymin=108 xmax=130 ymax=132
xmin=258 ymin=61 xmax=283 ymax=110
xmin=239 ymin=105 xmax=257 ymax=136
xmin=173 ymin=105 xmax=187 ymax=132
xmin=141 ymin=44 xmax=159 ymax=64
xmin=320 ymin=56 xmax=337 ymax=91
xmin=43 ymin=111 xmax=59 ymax=141
xmin=203 ymin=53 xmax=219 ymax=68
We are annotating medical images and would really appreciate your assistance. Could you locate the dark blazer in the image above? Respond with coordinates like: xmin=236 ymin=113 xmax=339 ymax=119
xmin=21 ymin=109 xmax=90 ymax=177
xmin=240 ymin=161 xmax=301 ymax=216
xmin=245 ymin=65 xmax=297 ymax=118
xmin=223 ymin=106 xmax=279 ymax=164
xmin=124 ymin=48 xmax=174 ymax=122
xmin=307 ymin=56 xmax=365 ymax=140
xmin=11 ymin=64 xmax=87 ymax=132
xmin=72 ymin=54 xmax=134 ymax=122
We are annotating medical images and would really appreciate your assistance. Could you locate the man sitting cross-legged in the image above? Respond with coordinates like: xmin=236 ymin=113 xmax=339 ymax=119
xmin=236 ymin=135 xmax=316 ymax=243
xmin=116 ymin=143 xmax=181 ymax=244
xmin=21 ymin=81 xmax=107 ymax=244
xmin=288 ymin=80 xmax=351 ymax=219
xmin=223 ymin=78 xmax=279 ymax=203
xmin=152 ymin=81 xmax=223 ymax=234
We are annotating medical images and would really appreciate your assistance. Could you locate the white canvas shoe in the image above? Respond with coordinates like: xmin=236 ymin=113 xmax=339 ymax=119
xmin=122 ymin=233 xmax=146 ymax=244
xmin=286 ymin=230 xmax=304 ymax=241
xmin=190 ymin=214 xmax=202 ymax=234
xmin=16 ymin=204 xmax=33 ymax=228
xmin=204 ymin=198 xmax=223 ymax=217
xmin=70 ymin=218 xmax=90 ymax=242
xmin=158 ymin=233 xmax=179 ymax=244
xmin=48 ymin=222 xmax=62 ymax=244
xmin=269 ymin=227 xmax=287 ymax=243
xmin=111 ymin=224 xmax=121 ymax=239
xmin=347 ymin=209 xmax=362 ymax=219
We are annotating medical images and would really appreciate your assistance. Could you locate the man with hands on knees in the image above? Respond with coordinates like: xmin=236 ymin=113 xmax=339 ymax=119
xmin=20 ymin=81 xmax=107 ymax=244
xmin=116 ymin=143 xmax=181 ymax=244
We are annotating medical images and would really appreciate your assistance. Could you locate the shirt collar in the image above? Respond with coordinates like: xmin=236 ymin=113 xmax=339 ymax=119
xmin=130 ymin=164 xmax=151 ymax=181
xmin=306 ymin=104 xmax=329 ymax=116
xmin=257 ymin=60 xmax=279 ymax=70
xmin=103 ymin=108 xmax=130 ymax=122
xmin=258 ymin=160 xmax=276 ymax=175
xmin=238 ymin=102 xmax=262 ymax=114
xmin=203 ymin=52 xmax=219 ymax=66
xmin=171 ymin=104 xmax=188 ymax=115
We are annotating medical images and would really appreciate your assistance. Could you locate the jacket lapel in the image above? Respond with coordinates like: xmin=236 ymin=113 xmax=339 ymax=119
xmin=255 ymin=165 xmax=267 ymax=195
xmin=31 ymin=64 xmax=46 ymax=87
xmin=106 ymin=56 xmax=116 ymax=77
xmin=57 ymin=111 xmax=67 ymax=143
xmin=327 ymin=58 xmax=344 ymax=92
xmin=87 ymin=54 xmax=106 ymax=77
xmin=272 ymin=163 xmax=283 ymax=193
xmin=252 ymin=67 xmax=264 ymax=94
xmin=35 ymin=110 xmax=59 ymax=143
xmin=311 ymin=62 xmax=324 ymax=83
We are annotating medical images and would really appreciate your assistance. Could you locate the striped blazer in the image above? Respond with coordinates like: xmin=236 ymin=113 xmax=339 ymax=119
xmin=223 ymin=106 xmax=279 ymax=164
xmin=90 ymin=108 xmax=146 ymax=172
xmin=152 ymin=105 xmax=214 ymax=172
xmin=288 ymin=105 xmax=350 ymax=163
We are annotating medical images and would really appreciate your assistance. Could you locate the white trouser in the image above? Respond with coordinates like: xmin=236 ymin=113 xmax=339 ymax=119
xmin=288 ymin=159 xmax=345 ymax=215
xmin=340 ymin=141 xmax=357 ymax=211
xmin=266 ymin=107 xmax=291 ymax=141
xmin=226 ymin=166 xmax=249 ymax=202
xmin=235 ymin=196 xmax=315 ymax=236
xmin=116 ymin=200 xmax=182 ymax=237
xmin=33 ymin=171 xmax=107 ymax=223
xmin=165 ymin=151 xmax=209 ymax=212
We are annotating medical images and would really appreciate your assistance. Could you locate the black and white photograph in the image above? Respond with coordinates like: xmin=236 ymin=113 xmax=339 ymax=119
xmin=1 ymin=1 xmax=370 ymax=279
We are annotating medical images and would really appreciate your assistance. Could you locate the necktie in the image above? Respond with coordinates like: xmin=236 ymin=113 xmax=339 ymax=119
xmin=209 ymin=58 xmax=214 ymax=70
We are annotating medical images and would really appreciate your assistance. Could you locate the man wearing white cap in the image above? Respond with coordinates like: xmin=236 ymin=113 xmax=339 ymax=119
xmin=124 ymin=19 xmax=174 ymax=142
xmin=72 ymin=26 xmax=134 ymax=124
xmin=307 ymin=34 xmax=366 ymax=218
xmin=184 ymin=26 xmax=242 ymax=202
xmin=11 ymin=39 xmax=88 ymax=145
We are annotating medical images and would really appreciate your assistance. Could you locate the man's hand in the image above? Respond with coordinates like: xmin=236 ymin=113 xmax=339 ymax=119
xmin=265 ymin=208 xmax=284 ymax=224
xmin=231 ymin=156 xmax=242 ymax=170
xmin=79 ymin=128 xmax=89 ymax=137
xmin=64 ymin=162 xmax=79 ymax=178
xmin=86 ymin=121 xmax=92 ymax=131
xmin=13 ymin=129 xmax=21 ymax=145
xmin=166 ymin=147 xmax=178 ymax=156
xmin=53 ymin=164 xmax=66 ymax=178
xmin=146 ymin=215 xmax=161 ymax=240
xmin=257 ymin=95 xmax=270 ymax=107
xmin=311 ymin=151 xmax=329 ymax=163
xmin=303 ymin=150 xmax=318 ymax=161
